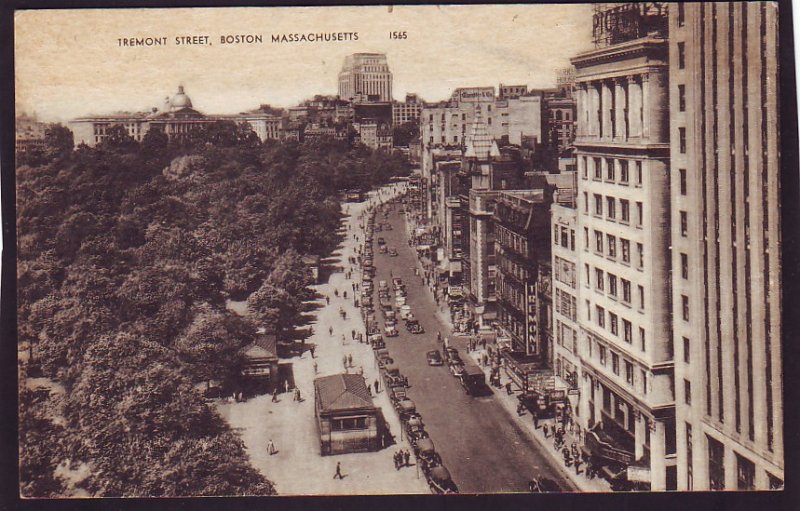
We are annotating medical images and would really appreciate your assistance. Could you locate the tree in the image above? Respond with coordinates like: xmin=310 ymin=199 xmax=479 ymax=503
xmin=141 ymin=128 xmax=169 ymax=156
xmin=101 ymin=124 xmax=139 ymax=151
xmin=44 ymin=124 xmax=74 ymax=161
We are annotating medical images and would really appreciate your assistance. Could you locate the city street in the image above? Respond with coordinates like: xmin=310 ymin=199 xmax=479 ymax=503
xmin=370 ymin=203 xmax=577 ymax=493
xmin=217 ymin=184 xmax=430 ymax=495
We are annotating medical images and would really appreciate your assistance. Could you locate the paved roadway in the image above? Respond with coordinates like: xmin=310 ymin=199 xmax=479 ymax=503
xmin=369 ymin=203 xmax=576 ymax=493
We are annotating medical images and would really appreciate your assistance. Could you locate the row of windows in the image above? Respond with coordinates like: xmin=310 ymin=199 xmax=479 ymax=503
xmin=586 ymin=301 xmax=648 ymax=353
xmin=586 ymin=266 xmax=646 ymax=310
xmin=583 ymin=193 xmax=644 ymax=228
xmin=584 ymin=228 xmax=645 ymax=269
xmin=588 ymin=336 xmax=648 ymax=392
xmin=581 ymin=156 xmax=644 ymax=186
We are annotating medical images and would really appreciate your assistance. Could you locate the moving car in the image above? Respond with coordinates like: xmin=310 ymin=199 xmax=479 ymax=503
xmin=388 ymin=248 xmax=398 ymax=257
xmin=426 ymin=350 xmax=443 ymax=366
xmin=406 ymin=318 xmax=424 ymax=334
xmin=443 ymin=347 xmax=461 ymax=364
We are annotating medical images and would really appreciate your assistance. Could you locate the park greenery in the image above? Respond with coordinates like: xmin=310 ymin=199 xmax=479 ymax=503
xmin=17 ymin=121 xmax=411 ymax=496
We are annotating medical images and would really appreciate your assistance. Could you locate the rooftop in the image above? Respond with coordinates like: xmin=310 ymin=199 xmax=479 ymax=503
xmin=314 ymin=374 xmax=375 ymax=413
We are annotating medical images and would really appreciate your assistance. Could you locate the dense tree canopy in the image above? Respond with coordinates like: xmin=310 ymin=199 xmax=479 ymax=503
xmin=17 ymin=122 xmax=410 ymax=496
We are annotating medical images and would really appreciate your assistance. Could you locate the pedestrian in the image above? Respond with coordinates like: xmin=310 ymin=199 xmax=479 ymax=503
xmin=505 ymin=382 xmax=513 ymax=395
xmin=284 ymin=380 xmax=289 ymax=394
xmin=334 ymin=462 xmax=343 ymax=479
xmin=329 ymin=326 xmax=333 ymax=336
xmin=295 ymin=388 xmax=301 ymax=402
xmin=326 ymin=296 xmax=330 ymax=305
xmin=334 ymin=289 xmax=339 ymax=297
xmin=543 ymin=423 xmax=550 ymax=438
xmin=404 ymin=450 xmax=410 ymax=467
xmin=310 ymin=345 xmax=315 ymax=358
xmin=374 ymin=379 xmax=380 ymax=394
xmin=344 ymin=290 xmax=348 ymax=299
xmin=351 ymin=329 xmax=356 ymax=340
xmin=347 ymin=354 xmax=353 ymax=367
xmin=272 ymin=388 xmax=278 ymax=402
xmin=533 ymin=412 xmax=540 ymax=429
xmin=393 ymin=452 xmax=400 ymax=470
xmin=313 ymin=361 xmax=318 ymax=374
xmin=267 ymin=439 xmax=276 ymax=455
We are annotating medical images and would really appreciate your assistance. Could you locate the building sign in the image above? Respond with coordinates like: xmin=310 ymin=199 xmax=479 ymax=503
xmin=453 ymin=87 xmax=496 ymax=103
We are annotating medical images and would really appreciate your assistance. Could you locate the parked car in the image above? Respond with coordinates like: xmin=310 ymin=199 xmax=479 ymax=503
xmin=528 ymin=477 xmax=562 ymax=493
xmin=448 ymin=361 xmax=466 ymax=377
xmin=388 ymin=248 xmax=398 ymax=257
xmin=444 ymin=347 xmax=461 ymax=363
xmin=426 ymin=350 xmax=443 ymax=366
xmin=379 ymin=245 xmax=388 ymax=253
xmin=385 ymin=324 xmax=399 ymax=337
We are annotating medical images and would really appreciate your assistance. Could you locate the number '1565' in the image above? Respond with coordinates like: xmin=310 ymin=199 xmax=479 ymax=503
xmin=389 ymin=31 xmax=408 ymax=39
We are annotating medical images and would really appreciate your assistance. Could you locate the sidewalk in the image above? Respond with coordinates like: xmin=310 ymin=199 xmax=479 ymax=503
xmin=217 ymin=183 xmax=429 ymax=495
xmin=402 ymin=208 xmax=611 ymax=493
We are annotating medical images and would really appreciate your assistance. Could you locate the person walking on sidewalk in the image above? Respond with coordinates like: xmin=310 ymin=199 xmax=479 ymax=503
xmin=374 ymin=379 xmax=380 ymax=394
xmin=272 ymin=388 xmax=278 ymax=402
xmin=267 ymin=439 xmax=277 ymax=455
xmin=334 ymin=462 xmax=343 ymax=479
xmin=533 ymin=411 xmax=540 ymax=429
xmin=543 ymin=423 xmax=550 ymax=438
xmin=403 ymin=450 xmax=410 ymax=467
xmin=347 ymin=354 xmax=353 ymax=367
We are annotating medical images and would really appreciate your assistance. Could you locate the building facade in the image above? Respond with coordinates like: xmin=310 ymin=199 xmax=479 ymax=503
xmin=70 ymin=86 xmax=285 ymax=147
xmin=393 ymin=93 xmax=423 ymax=125
xmin=338 ymin=53 xmax=393 ymax=102
xmin=552 ymin=202 xmax=581 ymax=414
xmin=572 ymin=14 xmax=675 ymax=490
xmin=494 ymin=190 xmax=552 ymax=356
xmin=669 ymin=2 xmax=783 ymax=490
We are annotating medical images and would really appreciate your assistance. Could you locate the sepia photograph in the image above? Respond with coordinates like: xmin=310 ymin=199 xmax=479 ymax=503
xmin=9 ymin=1 xmax=791 ymax=499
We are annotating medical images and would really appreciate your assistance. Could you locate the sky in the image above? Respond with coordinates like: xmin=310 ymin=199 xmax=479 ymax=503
xmin=15 ymin=4 xmax=594 ymax=122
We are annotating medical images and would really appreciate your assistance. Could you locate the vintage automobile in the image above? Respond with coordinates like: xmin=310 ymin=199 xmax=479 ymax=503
xmin=428 ymin=466 xmax=459 ymax=494
xmin=392 ymin=277 xmax=404 ymax=289
xmin=406 ymin=318 xmax=424 ymax=334
xmin=448 ymin=361 xmax=466 ymax=377
xmin=379 ymin=280 xmax=388 ymax=290
xmin=395 ymin=398 xmax=417 ymax=421
xmin=528 ymin=477 xmax=562 ymax=493
xmin=399 ymin=305 xmax=413 ymax=320
xmin=414 ymin=438 xmax=442 ymax=469
xmin=376 ymin=349 xmax=393 ymax=367
xmin=384 ymin=323 xmax=398 ymax=337
xmin=377 ymin=237 xmax=386 ymax=245
xmin=395 ymin=296 xmax=407 ymax=307
xmin=460 ymin=365 xmax=487 ymax=396
xmin=382 ymin=364 xmax=408 ymax=387
xmin=443 ymin=347 xmax=461 ymax=364
xmin=388 ymin=248 xmax=398 ymax=257
xmin=383 ymin=223 xmax=393 ymax=231
xmin=379 ymin=245 xmax=388 ymax=254
xmin=406 ymin=421 xmax=428 ymax=445
xmin=426 ymin=350 xmax=443 ymax=366
xmin=368 ymin=333 xmax=383 ymax=346
xmin=380 ymin=297 xmax=394 ymax=312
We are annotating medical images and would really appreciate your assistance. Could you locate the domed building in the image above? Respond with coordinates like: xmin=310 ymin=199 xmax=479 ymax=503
xmin=70 ymin=85 xmax=285 ymax=147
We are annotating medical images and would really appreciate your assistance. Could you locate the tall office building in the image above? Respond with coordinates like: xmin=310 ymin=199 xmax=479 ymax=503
xmin=572 ymin=3 xmax=675 ymax=490
xmin=669 ymin=2 xmax=783 ymax=490
xmin=338 ymin=53 xmax=393 ymax=102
